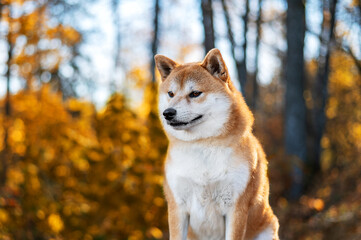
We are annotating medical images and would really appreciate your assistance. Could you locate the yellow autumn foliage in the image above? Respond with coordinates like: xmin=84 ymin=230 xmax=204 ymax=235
xmin=0 ymin=81 xmax=168 ymax=239
xmin=0 ymin=209 xmax=8 ymax=223
xmin=48 ymin=214 xmax=64 ymax=233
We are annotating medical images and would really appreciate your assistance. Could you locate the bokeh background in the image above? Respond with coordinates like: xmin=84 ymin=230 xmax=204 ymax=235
xmin=0 ymin=0 xmax=360 ymax=239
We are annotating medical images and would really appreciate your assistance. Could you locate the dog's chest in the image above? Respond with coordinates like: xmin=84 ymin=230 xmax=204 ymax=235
xmin=166 ymin=144 xmax=250 ymax=239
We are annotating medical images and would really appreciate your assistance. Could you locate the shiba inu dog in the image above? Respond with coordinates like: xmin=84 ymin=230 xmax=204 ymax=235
xmin=155 ymin=49 xmax=279 ymax=240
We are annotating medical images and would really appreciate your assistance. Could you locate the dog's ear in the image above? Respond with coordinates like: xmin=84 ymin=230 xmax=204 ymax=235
xmin=201 ymin=48 xmax=229 ymax=82
xmin=154 ymin=55 xmax=178 ymax=82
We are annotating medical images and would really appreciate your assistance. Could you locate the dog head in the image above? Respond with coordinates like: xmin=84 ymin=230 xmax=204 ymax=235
xmin=155 ymin=49 xmax=251 ymax=142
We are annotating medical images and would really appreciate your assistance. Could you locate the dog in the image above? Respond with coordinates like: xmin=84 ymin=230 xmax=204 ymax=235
xmin=155 ymin=49 xmax=279 ymax=240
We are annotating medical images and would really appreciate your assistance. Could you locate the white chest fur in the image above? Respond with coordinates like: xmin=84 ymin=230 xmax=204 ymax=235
xmin=166 ymin=143 xmax=250 ymax=240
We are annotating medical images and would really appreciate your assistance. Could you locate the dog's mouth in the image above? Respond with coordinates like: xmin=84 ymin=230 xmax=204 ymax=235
xmin=167 ymin=115 xmax=203 ymax=128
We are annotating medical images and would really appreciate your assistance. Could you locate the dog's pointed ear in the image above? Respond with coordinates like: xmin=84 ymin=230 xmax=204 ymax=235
xmin=154 ymin=55 xmax=178 ymax=81
xmin=201 ymin=48 xmax=229 ymax=82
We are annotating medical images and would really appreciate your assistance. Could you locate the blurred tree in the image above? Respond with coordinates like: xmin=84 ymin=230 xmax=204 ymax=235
xmin=251 ymin=0 xmax=262 ymax=110
xmin=0 ymin=83 xmax=169 ymax=239
xmin=91 ymin=89 xmax=167 ymax=239
xmin=0 ymin=0 xmax=90 ymax=184
xmin=311 ymin=0 xmax=338 ymax=174
xmin=285 ymin=0 xmax=307 ymax=199
xmin=201 ymin=0 xmax=215 ymax=53
xmin=221 ymin=0 xmax=249 ymax=97
xmin=0 ymin=3 xmax=13 ymax=185
xmin=151 ymin=0 xmax=160 ymax=83
xmin=240 ymin=0 xmax=249 ymax=96
xmin=0 ymin=0 xmax=90 ymax=98
xmin=0 ymin=86 xmax=97 ymax=239
xmin=111 ymin=0 xmax=122 ymax=89
xmin=278 ymin=50 xmax=361 ymax=240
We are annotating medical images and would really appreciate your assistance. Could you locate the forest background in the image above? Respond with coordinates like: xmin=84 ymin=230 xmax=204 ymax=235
xmin=0 ymin=0 xmax=360 ymax=239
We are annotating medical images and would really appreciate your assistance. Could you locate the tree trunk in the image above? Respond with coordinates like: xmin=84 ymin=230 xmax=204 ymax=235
xmin=239 ymin=0 xmax=249 ymax=96
xmin=151 ymin=0 xmax=160 ymax=82
xmin=342 ymin=44 xmax=361 ymax=74
xmin=221 ymin=0 xmax=249 ymax=97
xmin=251 ymin=0 xmax=262 ymax=110
xmin=285 ymin=0 xmax=307 ymax=200
xmin=312 ymin=0 xmax=338 ymax=173
xmin=221 ymin=0 xmax=242 ymax=85
xmin=1 ymin=5 xmax=13 ymax=185
xmin=111 ymin=0 xmax=121 ymax=88
xmin=201 ymin=0 xmax=215 ymax=53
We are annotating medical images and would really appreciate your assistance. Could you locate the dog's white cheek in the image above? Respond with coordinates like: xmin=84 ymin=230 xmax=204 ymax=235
xmin=158 ymin=93 xmax=169 ymax=113
xmin=196 ymin=93 xmax=231 ymax=134
xmin=158 ymin=93 xmax=170 ymax=130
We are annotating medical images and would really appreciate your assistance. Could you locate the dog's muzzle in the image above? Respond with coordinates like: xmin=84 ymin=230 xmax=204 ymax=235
xmin=167 ymin=115 xmax=203 ymax=127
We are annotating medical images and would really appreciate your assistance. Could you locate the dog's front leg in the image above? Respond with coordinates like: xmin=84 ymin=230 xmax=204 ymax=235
xmin=168 ymin=203 xmax=189 ymax=240
xmin=225 ymin=205 xmax=248 ymax=240
xmin=164 ymin=180 xmax=189 ymax=240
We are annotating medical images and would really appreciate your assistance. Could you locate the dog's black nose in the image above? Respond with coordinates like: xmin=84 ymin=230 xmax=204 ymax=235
xmin=163 ymin=108 xmax=177 ymax=120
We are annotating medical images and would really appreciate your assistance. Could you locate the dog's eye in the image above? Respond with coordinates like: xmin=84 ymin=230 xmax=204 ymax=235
xmin=189 ymin=91 xmax=202 ymax=98
xmin=168 ymin=91 xmax=174 ymax=98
